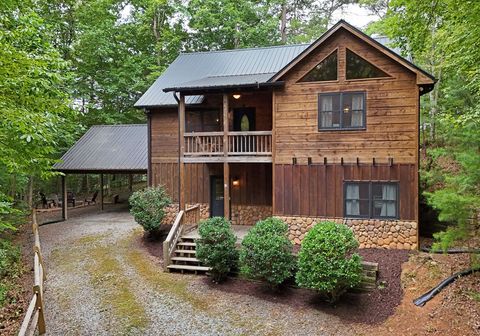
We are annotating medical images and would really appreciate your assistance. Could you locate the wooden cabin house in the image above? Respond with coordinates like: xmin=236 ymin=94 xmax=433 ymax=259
xmin=135 ymin=20 xmax=435 ymax=250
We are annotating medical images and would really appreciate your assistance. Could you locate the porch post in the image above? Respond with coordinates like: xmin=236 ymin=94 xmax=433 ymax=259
xmin=223 ymin=93 xmax=230 ymax=219
xmin=128 ymin=174 xmax=133 ymax=192
xmin=179 ymin=94 xmax=186 ymax=210
xmin=61 ymin=174 xmax=68 ymax=220
xmin=100 ymin=173 xmax=104 ymax=211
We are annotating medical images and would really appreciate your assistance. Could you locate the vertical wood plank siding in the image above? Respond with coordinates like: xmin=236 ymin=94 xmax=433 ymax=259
xmin=274 ymin=163 xmax=416 ymax=220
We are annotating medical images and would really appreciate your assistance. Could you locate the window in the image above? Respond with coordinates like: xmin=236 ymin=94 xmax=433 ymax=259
xmin=344 ymin=182 xmax=399 ymax=219
xmin=318 ymin=92 xmax=365 ymax=130
xmin=298 ymin=50 xmax=337 ymax=82
xmin=346 ymin=49 xmax=390 ymax=80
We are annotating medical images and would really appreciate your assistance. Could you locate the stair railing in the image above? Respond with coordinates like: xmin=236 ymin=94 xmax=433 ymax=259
xmin=163 ymin=204 xmax=201 ymax=270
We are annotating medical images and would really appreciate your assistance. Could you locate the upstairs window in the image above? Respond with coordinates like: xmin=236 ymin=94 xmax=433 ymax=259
xmin=298 ymin=50 xmax=337 ymax=82
xmin=346 ymin=49 xmax=390 ymax=80
xmin=318 ymin=92 xmax=365 ymax=130
xmin=344 ymin=182 xmax=399 ymax=219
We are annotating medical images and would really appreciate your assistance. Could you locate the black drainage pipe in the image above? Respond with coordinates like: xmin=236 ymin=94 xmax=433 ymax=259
xmin=413 ymin=268 xmax=480 ymax=307
xmin=421 ymin=247 xmax=480 ymax=254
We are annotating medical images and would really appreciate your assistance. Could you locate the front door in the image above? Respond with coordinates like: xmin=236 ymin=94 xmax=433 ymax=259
xmin=210 ymin=175 xmax=224 ymax=217
xmin=233 ymin=108 xmax=256 ymax=131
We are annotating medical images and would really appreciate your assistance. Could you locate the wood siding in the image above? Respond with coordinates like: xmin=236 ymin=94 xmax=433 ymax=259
xmin=274 ymin=29 xmax=419 ymax=165
xmin=150 ymin=108 xmax=178 ymax=163
xmin=274 ymin=163 xmax=416 ymax=220
xmin=151 ymin=162 xmax=272 ymax=206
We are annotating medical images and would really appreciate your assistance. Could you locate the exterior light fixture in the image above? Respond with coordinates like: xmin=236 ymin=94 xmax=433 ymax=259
xmin=233 ymin=94 xmax=241 ymax=99
xmin=232 ymin=177 xmax=240 ymax=186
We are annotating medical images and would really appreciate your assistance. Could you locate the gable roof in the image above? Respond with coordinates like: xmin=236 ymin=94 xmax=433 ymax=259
xmin=134 ymin=44 xmax=309 ymax=107
xmin=135 ymin=20 xmax=435 ymax=108
xmin=53 ymin=125 xmax=147 ymax=173
xmin=270 ymin=20 xmax=436 ymax=85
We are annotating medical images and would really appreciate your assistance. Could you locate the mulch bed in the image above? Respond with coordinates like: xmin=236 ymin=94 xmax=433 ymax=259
xmin=142 ymin=236 xmax=411 ymax=325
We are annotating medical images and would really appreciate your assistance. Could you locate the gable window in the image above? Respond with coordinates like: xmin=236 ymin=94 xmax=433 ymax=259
xmin=346 ymin=49 xmax=390 ymax=80
xmin=298 ymin=50 xmax=337 ymax=82
xmin=318 ymin=92 xmax=365 ymax=130
xmin=344 ymin=182 xmax=399 ymax=219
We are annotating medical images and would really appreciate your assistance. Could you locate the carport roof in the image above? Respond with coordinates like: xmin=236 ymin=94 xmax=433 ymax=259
xmin=53 ymin=124 xmax=147 ymax=173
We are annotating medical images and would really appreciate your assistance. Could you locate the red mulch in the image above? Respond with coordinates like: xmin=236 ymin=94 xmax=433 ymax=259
xmin=142 ymin=235 xmax=411 ymax=325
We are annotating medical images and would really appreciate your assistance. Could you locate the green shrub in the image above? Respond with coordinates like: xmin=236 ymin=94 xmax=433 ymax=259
xmin=196 ymin=217 xmax=238 ymax=283
xmin=129 ymin=186 xmax=171 ymax=233
xmin=296 ymin=221 xmax=362 ymax=303
xmin=239 ymin=217 xmax=295 ymax=287
xmin=0 ymin=239 xmax=21 ymax=305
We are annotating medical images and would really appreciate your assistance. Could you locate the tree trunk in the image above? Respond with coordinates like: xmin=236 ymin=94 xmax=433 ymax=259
xmin=27 ymin=176 xmax=34 ymax=210
xmin=280 ymin=2 xmax=287 ymax=44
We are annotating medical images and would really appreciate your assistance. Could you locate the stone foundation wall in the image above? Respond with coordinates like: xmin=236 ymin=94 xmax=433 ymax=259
xmin=231 ymin=205 xmax=272 ymax=226
xmin=277 ymin=216 xmax=418 ymax=250
xmin=161 ymin=203 xmax=210 ymax=225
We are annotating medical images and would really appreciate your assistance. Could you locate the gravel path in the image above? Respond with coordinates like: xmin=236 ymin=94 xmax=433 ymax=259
xmin=40 ymin=208 xmax=355 ymax=336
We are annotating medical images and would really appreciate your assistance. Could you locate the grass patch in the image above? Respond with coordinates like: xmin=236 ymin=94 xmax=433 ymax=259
xmin=467 ymin=290 xmax=480 ymax=302
xmin=86 ymin=245 xmax=149 ymax=334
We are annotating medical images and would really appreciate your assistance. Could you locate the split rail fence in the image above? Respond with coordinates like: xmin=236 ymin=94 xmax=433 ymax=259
xmin=18 ymin=210 xmax=46 ymax=336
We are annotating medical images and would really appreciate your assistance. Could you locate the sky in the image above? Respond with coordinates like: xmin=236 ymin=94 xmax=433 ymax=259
xmin=331 ymin=4 xmax=380 ymax=29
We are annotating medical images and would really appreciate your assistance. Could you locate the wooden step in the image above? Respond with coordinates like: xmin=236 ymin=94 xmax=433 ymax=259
xmin=171 ymin=256 xmax=199 ymax=263
xmin=180 ymin=236 xmax=197 ymax=242
xmin=174 ymin=249 xmax=196 ymax=254
xmin=167 ymin=264 xmax=210 ymax=272
xmin=177 ymin=242 xmax=196 ymax=247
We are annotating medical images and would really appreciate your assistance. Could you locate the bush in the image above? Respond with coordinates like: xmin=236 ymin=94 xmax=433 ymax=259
xmin=296 ymin=221 xmax=362 ymax=303
xmin=239 ymin=217 xmax=295 ymax=287
xmin=129 ymin=186 xmax=171 ymax=233
xmin=196 ymin=217 xmax=238 ymax=283
xmin=0 ymin=239 xmax=21 ymax=305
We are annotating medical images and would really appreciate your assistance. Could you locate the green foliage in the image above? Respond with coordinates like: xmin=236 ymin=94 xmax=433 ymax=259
xmin=239 ymin=217 xmax=295 ymax=287
xmin=196 ymin=217 xmax=238 ymax=283
xmin=296 ymin=221 xmax=362 ymax=303
xmin=0 ymin=239 xmax=21 ymax=305
xmin=129 ymin=186 xmax=171 ymax=233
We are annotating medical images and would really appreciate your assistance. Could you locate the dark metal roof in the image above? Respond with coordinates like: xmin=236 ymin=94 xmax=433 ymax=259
xmin=53 ymin=125 xmax=147 ymax=173
xmin=134 ymin=44 xmax=309 ymax=107
xmin=164 ymin=73 xmax=279 ymax=93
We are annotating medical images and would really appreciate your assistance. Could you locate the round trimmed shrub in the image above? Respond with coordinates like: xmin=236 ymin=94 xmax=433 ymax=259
xmin=196 ymin=217 xmax=238 ymax=283
xmin=296 ymin=221 xmax=362 ymax=303
xmin=129 ymin=186 xmax=171 ymax=233
xmin=240 ymin=217 xmax=295 ymax=287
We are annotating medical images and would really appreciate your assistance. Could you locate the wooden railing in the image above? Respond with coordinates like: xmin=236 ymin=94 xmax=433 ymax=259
xmin=228 ymin=131 xmax=272 ymax=155
xmin=162 ymin=205 xmax=200 ymax=270
xmin=184 ymin=131 xmax=272 ymax=157
xmin=184 ymin=132 xmax=224 ymax=156
xmin=18 ymin=211 xmax=46 ymax=336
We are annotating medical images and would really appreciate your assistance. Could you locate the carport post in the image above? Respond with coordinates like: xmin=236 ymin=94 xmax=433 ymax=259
xmin=61 ymin=174 xmax=68 ymax=220
xmin=128 ymin=174 xmax=133 ymax=192
xmin=100 ymin=173 xmax=104 ymax=211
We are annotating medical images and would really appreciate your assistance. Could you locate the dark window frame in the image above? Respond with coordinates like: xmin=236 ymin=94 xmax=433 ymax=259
xmin=343 ymin=181 xmax=399 ymax=219
xmin=318 ymin=91 xmax=366 ymax=131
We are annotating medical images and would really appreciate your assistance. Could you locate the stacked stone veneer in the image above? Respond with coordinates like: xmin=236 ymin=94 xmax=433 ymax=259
xmin=277 ymin=216 xmax=418 ymax=250
xmin=231 ymin=205 xmax=272 ymax=226
xmin=161 ymin=203 xmax=210 ymax=225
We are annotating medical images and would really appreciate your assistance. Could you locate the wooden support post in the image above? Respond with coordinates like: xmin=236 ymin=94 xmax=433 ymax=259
xmin=223 ymin=93 xmax=230 ymax=219
xmin=100 ymin=173 xmax=104 ymax=211
xmin=61 ymin=175 xmax=67 ymax=220
xmin=179 ymin=94 xmax=186 ymax=210
xmin=224 ymin=162 xmax=230 ymax=220
xmin=128 ymin=174 xmax=133 ymax=192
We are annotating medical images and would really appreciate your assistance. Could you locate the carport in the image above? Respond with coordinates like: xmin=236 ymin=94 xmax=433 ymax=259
xmin=53 ymin=124 xmax=147 ymax=220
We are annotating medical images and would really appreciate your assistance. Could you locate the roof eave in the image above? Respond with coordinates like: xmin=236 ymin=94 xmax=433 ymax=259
xmin=163 ymin=81 xmax=285 ymax=94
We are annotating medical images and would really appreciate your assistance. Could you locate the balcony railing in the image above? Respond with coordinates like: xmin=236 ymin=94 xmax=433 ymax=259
xmin=184 ymin=131 xmax=272 ymax=160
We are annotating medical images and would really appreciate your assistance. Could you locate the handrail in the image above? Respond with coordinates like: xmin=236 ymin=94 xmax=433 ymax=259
xmin=162 ymin=205 xmax=201 ymax=270
xmin=184 ymin=131 xmax=223 ymax=137
xmin=18 ymin=210 xmax=46 ymax=336
xmin=228 ymin=131 xmax=272 ymax=135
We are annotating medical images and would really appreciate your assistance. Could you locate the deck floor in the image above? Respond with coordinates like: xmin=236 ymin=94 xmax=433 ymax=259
xmin=183 ymin=225 xmax=253 ymax=243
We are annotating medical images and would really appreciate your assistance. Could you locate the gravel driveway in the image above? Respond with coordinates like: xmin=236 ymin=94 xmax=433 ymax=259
xmin=40 ymin=207 xmax=354 ymax=336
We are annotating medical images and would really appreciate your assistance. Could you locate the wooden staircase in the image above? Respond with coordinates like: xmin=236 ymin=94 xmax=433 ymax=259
xmin=166 ymin=236 xmax=210 ymax=273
